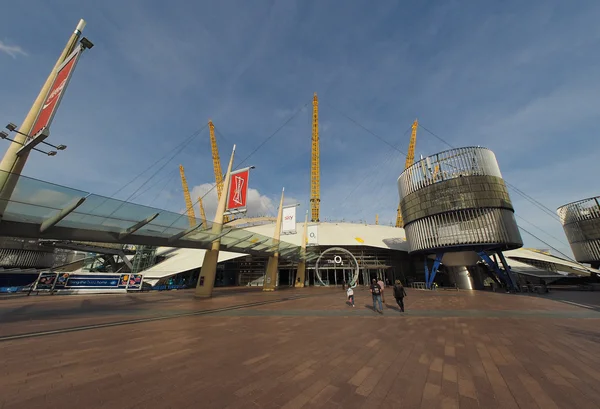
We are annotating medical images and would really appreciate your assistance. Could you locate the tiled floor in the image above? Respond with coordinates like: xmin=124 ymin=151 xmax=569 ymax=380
xmin=1 ymin=287 xmax=600 ymax=408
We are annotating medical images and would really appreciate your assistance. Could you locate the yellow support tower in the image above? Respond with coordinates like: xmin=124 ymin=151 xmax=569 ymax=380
xmin=198 ymin=196 xmax=207 ymax=226
xmin=179 ymin=164 xmax=197 ymax=227
xmin=376 ymin=214 xmax=379 ymax=225
xmin=208 ymin=120 xmax=230 ymax=223
xmin=395 ymin=119 xmax=418 ymax=228
xmin=310 ymin=93 xmax=320 ymax=222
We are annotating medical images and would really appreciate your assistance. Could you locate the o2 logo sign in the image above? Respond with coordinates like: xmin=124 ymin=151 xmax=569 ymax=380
xmin=326 ymin=255 xmax=344 ymax=265
xmin=315 ymin=247 xmax=359 ymax=288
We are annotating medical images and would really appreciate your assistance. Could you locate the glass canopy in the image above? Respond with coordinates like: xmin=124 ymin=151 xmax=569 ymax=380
xmin=0 ymin=171 xmax=305 ymax=261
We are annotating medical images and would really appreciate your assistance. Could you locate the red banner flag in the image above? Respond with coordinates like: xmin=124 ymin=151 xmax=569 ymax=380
xmin=226 ymin=168 xmax=250 ymax=213
xmin=30 ymin=45 xmax=83 ymax=138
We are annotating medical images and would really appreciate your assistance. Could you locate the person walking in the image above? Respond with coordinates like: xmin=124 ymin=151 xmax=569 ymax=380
xmin=393 ymin=280 xmax=407 ymax=312
xmin=377 ymin=277 xmax=386 ymax=303
xmin=370 ymin=278 xmax=383 ymax=314
xmin=346 ymin=285 xmax=355 ymax=307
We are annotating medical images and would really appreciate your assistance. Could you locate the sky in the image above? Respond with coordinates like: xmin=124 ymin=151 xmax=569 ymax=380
xmin=1 ymin=0 xmax=600 ymax=258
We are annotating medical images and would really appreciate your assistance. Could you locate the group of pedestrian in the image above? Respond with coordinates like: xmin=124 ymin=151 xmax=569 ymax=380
xmin=345 ymin=277 xmax=407 ymax=313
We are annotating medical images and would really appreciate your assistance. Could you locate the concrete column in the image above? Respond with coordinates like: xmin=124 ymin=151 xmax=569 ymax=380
xmin=295 ymin=210 xmax=309 ymax=287
xmin=195 ymin=145 xmax=236 ymax=298
xmin=0 ymin=19 xmax=86 ymax=219
xmin=263 ymin=188 xmax=285 ymax=292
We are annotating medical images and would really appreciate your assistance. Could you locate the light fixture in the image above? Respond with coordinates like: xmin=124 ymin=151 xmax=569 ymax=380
xmin=0 ymin=131 xmax=9 ymax=139
xmin=56 ymin=144 xmax=67 ymax=150
xmin=5 ymin=123 xmax=17 ymax=132
xmin=80 ymin=37 xmax=94 ymax=50
xmin=47 ymin=151 xmax=57 ymax=156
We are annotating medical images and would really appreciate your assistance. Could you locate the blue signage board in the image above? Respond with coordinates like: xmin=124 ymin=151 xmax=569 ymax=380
xmin=52 ymin=273 xmax=143 ymax=291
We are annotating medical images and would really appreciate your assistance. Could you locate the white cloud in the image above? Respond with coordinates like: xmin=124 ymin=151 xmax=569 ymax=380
xmin=187 ymin=183 xmax=299 ymax=221
xmin=0 ymin=40 xmax=27 ymax=58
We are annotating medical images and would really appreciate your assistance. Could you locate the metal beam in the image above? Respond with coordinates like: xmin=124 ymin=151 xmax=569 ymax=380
xmin=118 ymin=213 xmax=159 ymax=240
xmin=280 ymin=248 xmax=299 ymax=258
xmin=118 ymin=250 xmax=133 ymax=270
xmin=207 ymin=230 xmax=234 ymax=243
xmin=168 ymin=223 xmax=204 ymax=243
xmin=497 ymin=251 xmax=519 ymax=290
xmin=428 ymin=252 xmax=444 ymax=289
xmin=39 ymin=196 xmax=87 ymax=233
xmin=223 ymin=234 xmax=255 ymax=249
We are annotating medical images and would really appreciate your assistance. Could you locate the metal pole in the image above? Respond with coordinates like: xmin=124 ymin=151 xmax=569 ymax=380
xmin=0 ymin=19 xmax=86 ymax=218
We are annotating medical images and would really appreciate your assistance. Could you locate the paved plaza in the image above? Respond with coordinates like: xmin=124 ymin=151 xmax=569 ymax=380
xmin=1 ymin=287 xmax=600 ymax=409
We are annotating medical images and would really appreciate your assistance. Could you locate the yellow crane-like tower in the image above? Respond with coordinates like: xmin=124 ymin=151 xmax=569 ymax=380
xmin=179 ymin=164 xmax=197 ymax=227
xmin=395 ymin=119 xmax=418 ymax=228
xmin=198 ymin=196 xmax=207 ymax=226
xmin=310 ymin=93 xmax=320 ymax=222
xmin=208 ymin=120 xmax=230 ymax=223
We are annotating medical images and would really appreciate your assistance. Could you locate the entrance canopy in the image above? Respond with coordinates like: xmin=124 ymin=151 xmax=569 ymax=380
xmin=0 ymin=171 xmax=306 ymax=261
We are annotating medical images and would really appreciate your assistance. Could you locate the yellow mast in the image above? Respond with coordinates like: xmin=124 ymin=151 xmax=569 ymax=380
xmin=310 ymin=93 xmax=320 ymax=222
xmin=396 ymin=119 xmax=418 ymax=228
xmin=209 ymin=120 xmax=230 ymax=223
xmin=198 ymin=196 xmax=207 ymax=226
xmin=179 ymin=164 xmax=197 ymax=227
xmin=376 ymin=214 xmax=379 ymax=225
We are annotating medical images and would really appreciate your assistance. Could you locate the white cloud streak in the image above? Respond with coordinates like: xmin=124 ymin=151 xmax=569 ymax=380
xmin=0 ymin=40 xmax=27 ymax=58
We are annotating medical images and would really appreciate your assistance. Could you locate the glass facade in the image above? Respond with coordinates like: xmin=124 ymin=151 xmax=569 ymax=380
xmin=557 ymin=196 xmax=600 ymax=266
xmin=397 ymin=147 xmax=523 ymax=254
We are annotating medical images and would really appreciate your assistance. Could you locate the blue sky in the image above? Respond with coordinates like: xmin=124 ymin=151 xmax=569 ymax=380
xmin=2 ymin=0 xmax=600 ymax=257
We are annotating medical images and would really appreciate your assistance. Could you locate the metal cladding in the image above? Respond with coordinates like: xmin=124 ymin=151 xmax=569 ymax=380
xmin=397 ymin=147 xmax=523 ymax=254
xmin=557 ymin=196 xmax=600 ymax=265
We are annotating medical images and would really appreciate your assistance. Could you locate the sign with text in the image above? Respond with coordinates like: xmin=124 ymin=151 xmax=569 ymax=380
xmin=307 ymin=225 xmax=318 ymax=246
xmin=51 ymin=273 xmax=143 ymax=292
xmin=226 ymin=167 xmax=250 ymax=214
xmin=281 ymin=205 xmax=297 ymax=234
xmin=30 ymin=45 xmax=83 ymax=138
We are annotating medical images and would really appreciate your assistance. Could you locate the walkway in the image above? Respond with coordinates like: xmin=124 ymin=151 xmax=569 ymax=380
xmin=2 ymin=288 xmax=600 ymax=408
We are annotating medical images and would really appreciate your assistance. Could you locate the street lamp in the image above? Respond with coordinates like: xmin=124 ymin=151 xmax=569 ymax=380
xmin=80 ymin=37 xmax=94 ymax=50
xmin=1 ymin=127 xmax=57 ymax=156
xmin=3 ymin=122 xmax=67 ymax=153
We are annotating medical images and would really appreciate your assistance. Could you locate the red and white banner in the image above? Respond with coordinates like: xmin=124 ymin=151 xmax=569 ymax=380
xmin=281 ymin=205 xmax=297 ymax=234
xmin=30 ymin=44 xmax=84 ymax=138
xmin=226 ymin=167 xmax=250 ymax=213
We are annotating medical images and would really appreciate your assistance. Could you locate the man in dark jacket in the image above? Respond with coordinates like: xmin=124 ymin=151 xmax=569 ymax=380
xmin=370 ymin=278 xmax=383 ymax=314
xmin=393 ymin=280 xmax=407 ymax=312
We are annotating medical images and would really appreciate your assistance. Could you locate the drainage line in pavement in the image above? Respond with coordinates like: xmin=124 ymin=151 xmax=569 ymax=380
xmin=0 ymin=294 xmax=312 ymax=343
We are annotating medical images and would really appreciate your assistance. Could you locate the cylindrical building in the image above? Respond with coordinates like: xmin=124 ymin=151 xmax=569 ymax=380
xmin=398 ymin=147 xmax=523 ymax=289
xmin=557 ymin=197 xmax=600 ymax=269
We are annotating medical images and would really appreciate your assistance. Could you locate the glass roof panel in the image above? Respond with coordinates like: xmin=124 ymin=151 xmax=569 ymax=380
xmin=0 ymin=172 xmax=300 ymax=259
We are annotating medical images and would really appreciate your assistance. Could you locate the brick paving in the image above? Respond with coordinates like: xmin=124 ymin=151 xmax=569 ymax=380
xmin=1 ymin=287 xmax=600 ymax=408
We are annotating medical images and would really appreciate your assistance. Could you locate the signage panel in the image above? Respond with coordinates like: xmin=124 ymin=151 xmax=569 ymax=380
xmin=226 ymin=167 xmax=250 ymax=214
xmin=281 ymin=205 xmax=297 ymax=234
xmin=30 ymin=45 xmax=84 ymax=138
xmin=307 ymin=225 xmax=318 ymax=245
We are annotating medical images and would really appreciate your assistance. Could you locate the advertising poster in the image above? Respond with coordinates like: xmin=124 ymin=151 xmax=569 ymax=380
xmin=35 ymin=272 xmax=57 ymax=290
xmin=281 ymin=205 xmax=297 ymax=234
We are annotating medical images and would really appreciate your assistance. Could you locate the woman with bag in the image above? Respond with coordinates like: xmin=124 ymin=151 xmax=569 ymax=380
xmin=393 ymin=280 xmax=407 ymax=312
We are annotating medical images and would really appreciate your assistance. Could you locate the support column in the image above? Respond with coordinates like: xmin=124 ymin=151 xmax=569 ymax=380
xmin=195 ymin=145 xmax=236 ymax=298
xmin=295 ymin=210 xmax=309 ymax=287
xmin=497 ymin=251 xmax=519 ymax=291
xmin=263 ymin=187 xmax=285 ymax=292
xmin=477 ymin=250 xmax=515 ymax=291
xmin=0 ymin=19 xmax=86 ymax=218
xmin=428 ymin=252 xmax=444 ymax=289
